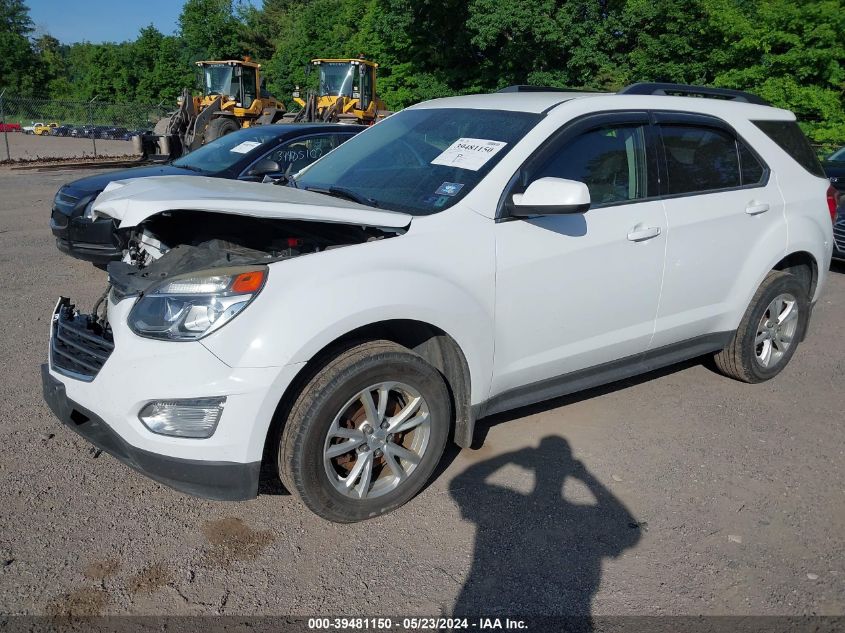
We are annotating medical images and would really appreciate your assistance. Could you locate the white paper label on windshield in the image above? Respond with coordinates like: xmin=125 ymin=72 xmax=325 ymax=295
xmin=230 ymin=140 xmax=262 ymax=154
xmin=430 ymin=138 xmax=507 ymax=171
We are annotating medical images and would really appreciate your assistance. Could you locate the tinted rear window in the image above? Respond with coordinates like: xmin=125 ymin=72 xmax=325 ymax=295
xmin=752 ymin=120 xmax=825 ymax=178
xmin=738 ymin=141 xmax=766 ymax=186
xmin=660 ymin=125 xmax=741 ymax=194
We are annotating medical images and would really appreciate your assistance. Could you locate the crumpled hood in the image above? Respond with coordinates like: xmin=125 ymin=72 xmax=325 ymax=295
xmin=92 ymin=175 xmax=411 ymax=230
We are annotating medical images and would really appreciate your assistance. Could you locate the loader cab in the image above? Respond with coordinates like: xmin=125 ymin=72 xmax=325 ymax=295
xmin=197 ymin=61 xmax=260 ymax=109
xmin=311 ymin=59 xmax=377 ymax=110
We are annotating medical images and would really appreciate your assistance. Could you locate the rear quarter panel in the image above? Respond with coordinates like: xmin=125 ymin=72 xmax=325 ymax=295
xmin=733 ymin=118 xmax=833 ymax=307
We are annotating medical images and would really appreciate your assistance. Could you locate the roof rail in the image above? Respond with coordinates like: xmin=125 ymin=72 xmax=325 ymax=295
xmin=619 ymin=82 xmax=770 ymax=106
xmin=496 ymin=85 xmax=594 ymax=94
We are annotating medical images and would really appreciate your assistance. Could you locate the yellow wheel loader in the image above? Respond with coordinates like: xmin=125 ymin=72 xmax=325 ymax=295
xmin=136 ymin=59 xmax=285 ymax=159
xmin=286 ymin=58 xmax=391 ymax=125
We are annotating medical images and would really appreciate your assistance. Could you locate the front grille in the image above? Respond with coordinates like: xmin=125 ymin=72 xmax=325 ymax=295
xmin=50 ymin=298 xmax=114 ymax=381
xmin=834 ymin=213 xmax=845 ymax=252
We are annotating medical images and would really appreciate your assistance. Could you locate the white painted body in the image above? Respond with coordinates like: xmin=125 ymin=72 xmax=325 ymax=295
xmin=47 ymin=92 xmax=834 ymax=468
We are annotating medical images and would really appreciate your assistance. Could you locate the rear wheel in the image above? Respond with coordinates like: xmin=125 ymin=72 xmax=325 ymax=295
xmin=203 ymin=117 xmax=239 ymax=143
xmin=714 ymin=270 xmax=808 ymax=383
xmin=278 ymin=341 xmax=450 ymax=522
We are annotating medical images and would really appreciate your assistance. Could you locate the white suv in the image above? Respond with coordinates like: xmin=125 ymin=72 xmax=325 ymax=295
xmin=42 ymin=83 xmax=836 ymax=522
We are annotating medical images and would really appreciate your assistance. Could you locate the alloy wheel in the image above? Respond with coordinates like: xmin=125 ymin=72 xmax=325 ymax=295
xmin=755 ymin=293 xmax=799 ymax=368
xmin=323 ymin=381 xmax=432 ymax=500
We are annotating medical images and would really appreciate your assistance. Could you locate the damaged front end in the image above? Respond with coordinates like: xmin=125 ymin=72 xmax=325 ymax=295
xmin=108 ymin=210 xmax=396 ymax=298
xmin=56 ymin=175 xmax=411 ymax=346
xmin=50 ymin=206 xmax=404 ymax=378
xmin=50 ymin=297 xmax=115 ymax=382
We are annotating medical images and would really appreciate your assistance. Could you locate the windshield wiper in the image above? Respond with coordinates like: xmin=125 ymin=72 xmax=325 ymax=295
xmin=175 ymin=163 xmax=206 ymax=174
xmin=305 ymin=186 xmax=379 ymax=208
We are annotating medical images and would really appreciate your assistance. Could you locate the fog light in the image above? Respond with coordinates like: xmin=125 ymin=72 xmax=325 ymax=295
xmin=138 ymin=397 xmax=226 ymax=438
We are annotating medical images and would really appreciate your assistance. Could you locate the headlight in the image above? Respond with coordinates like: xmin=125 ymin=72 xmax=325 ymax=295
xmin=82 ymin=200 xmax=95 ymax=219
xmin=128 ymin=267 xmax=267 ymax=341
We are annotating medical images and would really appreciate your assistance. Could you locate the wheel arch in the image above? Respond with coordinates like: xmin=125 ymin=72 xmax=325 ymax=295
xmin=771 ymin=250 xmax=819 ymax=299
xmin=263 ymin=319 xmax=476 ymax=469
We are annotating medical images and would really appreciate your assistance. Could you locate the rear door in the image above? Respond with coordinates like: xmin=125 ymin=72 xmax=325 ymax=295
xmin=651 ymin=113 xmax=786 ymax=348
xmin=491 ymin=112 xmax=667 ymax=399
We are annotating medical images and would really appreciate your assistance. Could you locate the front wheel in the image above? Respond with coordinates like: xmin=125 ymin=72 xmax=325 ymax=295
xmin=714 ymin=270 xmax=809 ymax=383
xmin=203 ymin=117 xmax=239 ymax=143
xmin=278 ymin=340 xmax=451 ymax=522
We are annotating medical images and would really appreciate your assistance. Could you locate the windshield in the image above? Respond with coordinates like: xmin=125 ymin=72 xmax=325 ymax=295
xmin=172 ymin=127 xmax=281 ymax=174
xmin=295 ymin=108 xmax=541 ymax=214
xmin=319 ymin=62 xmax=355 ymax=97
xmin=203 ymin=64 xmax=237 ymax=98
xmin=828 ymin=146 xmax=845 ymax=162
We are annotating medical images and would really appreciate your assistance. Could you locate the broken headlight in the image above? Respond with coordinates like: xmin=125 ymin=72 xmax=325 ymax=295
xmin=128 ymin=267 xmax=267 ymax=341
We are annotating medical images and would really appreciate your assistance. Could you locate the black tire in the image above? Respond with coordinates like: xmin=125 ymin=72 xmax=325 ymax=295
xmin=714 ymin=270 xmax=809 ymax=383
xmin=278 ymin=340 xmax=451 ymax=523
xmin=203 ymin=117 xmax=239 ymax=143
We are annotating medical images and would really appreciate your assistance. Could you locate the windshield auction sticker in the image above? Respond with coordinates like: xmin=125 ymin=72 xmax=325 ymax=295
xmin=230 ymin=140 xmax=263 ymax=154
xmin=431 ymin=138 xmax=507 ymax=171
xmin=435 ymin=182 xmax=464 ymax=196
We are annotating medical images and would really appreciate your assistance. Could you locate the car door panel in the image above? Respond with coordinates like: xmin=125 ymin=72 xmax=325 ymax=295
xmin=650 ymin=115 xmax=787 ymax=348
xmin=491 ymin=113 xmax=667 ymax=397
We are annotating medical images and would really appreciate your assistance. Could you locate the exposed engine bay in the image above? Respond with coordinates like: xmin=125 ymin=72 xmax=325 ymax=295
xmin=105 ymin=210 xmax=403 ymax=300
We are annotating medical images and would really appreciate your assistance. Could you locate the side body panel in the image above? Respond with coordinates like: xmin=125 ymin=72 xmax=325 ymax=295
xmin=491 ymin=199 xmax=667 ymax=396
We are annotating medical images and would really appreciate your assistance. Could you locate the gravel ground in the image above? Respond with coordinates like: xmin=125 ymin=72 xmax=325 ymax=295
xmin=0 ymin=167 xmax=843 ymax=618
xmin=0 ymin=133 xmax=136 ymax=162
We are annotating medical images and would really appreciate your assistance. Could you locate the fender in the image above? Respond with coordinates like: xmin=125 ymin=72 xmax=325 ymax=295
xmin=201 ymin=209 xmax=497 ymax=407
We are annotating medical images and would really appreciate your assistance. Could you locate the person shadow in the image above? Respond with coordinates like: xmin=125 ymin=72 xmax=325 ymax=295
xmin=450 ymin=436 xmax=641 ymax=629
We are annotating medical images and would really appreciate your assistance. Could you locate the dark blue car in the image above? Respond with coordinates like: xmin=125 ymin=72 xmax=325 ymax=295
xmin=50 ymin=123 xmax=365 ymax=266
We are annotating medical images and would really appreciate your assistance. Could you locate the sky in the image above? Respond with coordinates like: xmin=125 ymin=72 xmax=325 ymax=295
xmin=25 ymin=0 xmax=259 ymax=44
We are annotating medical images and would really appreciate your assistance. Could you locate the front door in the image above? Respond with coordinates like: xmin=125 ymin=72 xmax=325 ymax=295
xmin=491 ymin=113 xmax=667 ymax=401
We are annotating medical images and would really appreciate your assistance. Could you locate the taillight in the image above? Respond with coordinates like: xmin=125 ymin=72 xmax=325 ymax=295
xmin=827 ymin=185 xmax=839 ymax=223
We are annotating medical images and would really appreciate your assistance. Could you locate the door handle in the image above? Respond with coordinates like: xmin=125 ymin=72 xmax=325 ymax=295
xmin=745 ymin=202 xmax=770 ymax=215
xmin=627 ymin=226 xmax=661 ymax=242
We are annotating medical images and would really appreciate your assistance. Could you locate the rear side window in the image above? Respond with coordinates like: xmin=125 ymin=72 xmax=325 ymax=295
xmin=660 ymin=125 xmax=741 ymax=194
xmin=738 ymin=141 xmax=766 ymax=186
xmin=752 ymin=120 xmax=825 ymax=178
xmin=264 ymin=133 xmax=348 ymax=174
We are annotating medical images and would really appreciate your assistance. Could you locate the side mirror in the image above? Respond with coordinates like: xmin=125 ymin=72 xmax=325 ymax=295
xmin=248 ymin=158 xmax=282 ymax=177
xmin=511 ymin=177 xmax=591 ymax=216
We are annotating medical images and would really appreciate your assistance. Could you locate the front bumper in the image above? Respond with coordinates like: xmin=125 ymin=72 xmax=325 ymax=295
xmin=42 ymin=296 xmax=302 ymax=500
xmin=50 ymin=213 xmax=123 ymax=266
xmin=42 ymin=365 xmax=260 ymax=500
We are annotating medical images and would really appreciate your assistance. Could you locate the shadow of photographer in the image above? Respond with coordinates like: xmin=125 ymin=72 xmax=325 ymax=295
xmin=450 ymin=436 xmax=641 ymax=626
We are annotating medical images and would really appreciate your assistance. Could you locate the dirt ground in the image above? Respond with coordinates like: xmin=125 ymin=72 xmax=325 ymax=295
xmin=0 ymin=166 xmax=843 ymax=618
xmin=0 ymin=132 xmax=136 ymax=162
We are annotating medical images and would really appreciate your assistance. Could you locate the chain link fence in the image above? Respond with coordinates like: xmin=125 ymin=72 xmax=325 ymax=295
xmin=0 ymin=93 xmax=170 ymax=162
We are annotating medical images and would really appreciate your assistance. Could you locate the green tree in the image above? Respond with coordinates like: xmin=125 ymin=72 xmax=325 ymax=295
xmin=179 ymin=0 xmax=244 ymax=61
xmin=466 ymin=0 xmax=624 ymax=90
xmin=711 ymin=0 xmax=845 ymax=144
xmin=0 ymin=0 xmax=36 ymax=96
xmin=32 ymin=34 xmax=69 ymax=98
xmin=132 ymin=26 xmax=193 ymax=104
xmin=237 ymin=0 xmax=294 ymax=62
